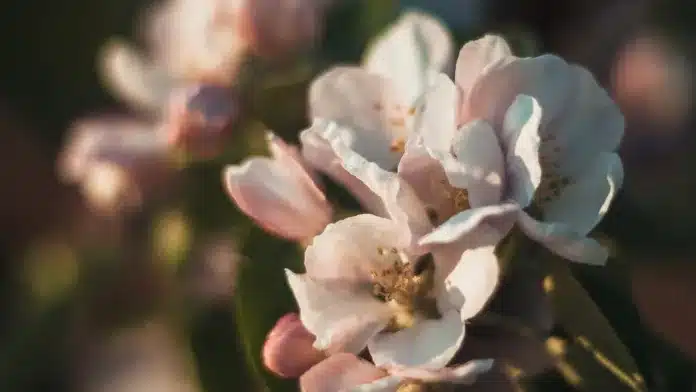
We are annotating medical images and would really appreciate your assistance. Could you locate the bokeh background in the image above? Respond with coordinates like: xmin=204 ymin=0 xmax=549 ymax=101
xmin=1 ymin=0 xmax=696 ymax=391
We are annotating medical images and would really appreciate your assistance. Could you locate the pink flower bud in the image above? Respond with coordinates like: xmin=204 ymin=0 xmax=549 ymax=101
xmin=262 ymin=313 xmax=326 ymax=378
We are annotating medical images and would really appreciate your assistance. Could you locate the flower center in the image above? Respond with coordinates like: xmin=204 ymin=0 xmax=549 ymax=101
xmin=425 ymin=178 xmax=471 ymax=225
xmin=370 ymin=249 xmax=441 ymax=332
xmin=533 ymin=135 xmax=572 ymax=210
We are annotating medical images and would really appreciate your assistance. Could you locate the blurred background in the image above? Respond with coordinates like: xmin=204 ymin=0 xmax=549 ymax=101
xmin=1 ymin=0 xmax=695 ymax=391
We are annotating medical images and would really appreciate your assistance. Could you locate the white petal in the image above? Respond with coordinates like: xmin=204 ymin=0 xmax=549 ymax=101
xmin=455 ymin=34 xmax=514 ymax=97
xmin=501 ymin=95 xmax=543 ymax=207
xmin=286 ymin=270 xmax=392 ymax=354
xmin=544 ymin=152 xmax=623 ymax=236
xmin=389 ymin=359 xmax=495 ymax=384
xmin=364 ymin=11 xmax=453 ymax=106
xmin=517 ymin=212 xmax=609 ymax=265
xmin=419 ymin=203 xmax=519 ymax=246
xmin=331 ymin=138 xmax=433 ymax=241
xmin=444 ymin=245 xmax=500 ymax=320
xmin=347 ymin=376 xmax=402 ymax=392
xmin=436 ymin=119 xmax=506 ymax=207
xmin=300 ymin=123 xmax=386 ymax=215
xmin=99 ymin=39 xmax=174 ymax=113
xmin=368 ymin=309 xmax=465 ymax=369
xmin=419 ymin=74 xmax=459 ymax=152
xmin=309 ymin=67 xmax=399 ymax=169
xmin=305 ymin=214 xmax=409 ymax=283
xmin=299 ymin=353 xmax=389 ymax=392
xmin=223 ymin=153 xmax=331 ymax=241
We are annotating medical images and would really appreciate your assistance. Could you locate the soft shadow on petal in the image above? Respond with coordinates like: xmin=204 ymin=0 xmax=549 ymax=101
xmin=445 ymin=245 xmax=500 ymax=320
xmin=543 ymin=152 xmax=623 ymax=236
xmin=443 ymin=119 xmax=506 ymax=207
xmin=419 ymin=74 xmax=458 ymax=152
xmin=300 ymin=353 xmax=389 ymax=392
xmin=368 ymin=309 xmax=465 ymax=369
xmin=223 ymin=157 xmax=331 ymax=241
xmin=364 ymin=11 xmax=454 ymax=105
xmin=286 ymin=270 xmax=392 ymax=354
xmin=331 ymin=138 xmax=433 ymax=241
xmin=516 ymin=212 xmax=608 ymax=265
xmin=300 ymin=121 xmax=386 ymax=215
xmin=501 ymin=95 xmax=543 ymax=208
xmin=309 ymin=67 xmax=398 ymax=169
xmin=419 ymin=204 xmax=519 ymax=247
xmin=305 ymin=214 xmax=408 ymax=283
xmin=455 ymin=34 xmax=514 ymax=99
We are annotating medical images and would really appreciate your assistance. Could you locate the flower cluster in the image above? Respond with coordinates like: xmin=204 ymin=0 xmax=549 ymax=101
xmin=223 ymin=11 xmax=624 ymax=392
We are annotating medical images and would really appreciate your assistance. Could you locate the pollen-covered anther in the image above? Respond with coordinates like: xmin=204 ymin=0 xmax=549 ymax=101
xmin=371 ymin=252 xmax=441 ymax=332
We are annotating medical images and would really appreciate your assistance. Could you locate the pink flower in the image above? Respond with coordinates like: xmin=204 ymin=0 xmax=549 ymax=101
xmin=263 ymin=313 xmax=327 ymax=378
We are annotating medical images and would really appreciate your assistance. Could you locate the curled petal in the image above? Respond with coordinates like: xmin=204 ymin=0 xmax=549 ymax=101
xmin=390 ymin=358 xmax=494 ymax=385
xmin=223 ymin=134 xmax=331 ymax=241
xmin=299 ymin=353 xmax=389 ymax=392
xmin=444 ymin=245 xmax=501 ymax=320
xmin=517 ymin=211 xmax=609 ymax=265
xmin=364 ymin=11 xmax=454 ymax=105
xmin=419 ymin=203 xmax=519 ymax=247
xmin=368 ymin=309 xmax=465 ymax=369
xmin=455 ymin=34 xmax=514 ymax=98
xmin=263 ymin=313 xmax=326 ymax=378
xmin=286 ymin=270 xmax=392 ymax=354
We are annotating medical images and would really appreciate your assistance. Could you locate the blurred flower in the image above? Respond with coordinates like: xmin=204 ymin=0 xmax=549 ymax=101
xmin=163 ymin=84 xmax=241 ymax=158
xmin=77 ymin=322 xmax=199 ymax=392
xmin=300 ymin=11 xmax=453 ymax=209
xmin=186 ymin=234 xmax=241 ymax=301
xmin=321 ymin=35 xmax=623 ymax=265
xmin=285 ymin=212 xmax=500 ymax=369
xmin=263 ymin=313 xmax=327 ymax=378
xmin=58 ymin=117 xmax=173 ymax=215
xmin=235 ymin=0 xmax=329 ymax=58
xmin=223 ymin=132 xmax=332 ymax=242
xmin=300 ymin=353 xmax=492 ymax=392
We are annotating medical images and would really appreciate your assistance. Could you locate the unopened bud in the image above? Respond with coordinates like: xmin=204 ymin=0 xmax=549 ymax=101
xmin=262 ymin=313 xmax=326 ymax=378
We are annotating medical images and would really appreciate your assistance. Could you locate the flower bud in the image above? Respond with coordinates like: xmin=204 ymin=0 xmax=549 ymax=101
xmin=262 ymin=313 xmax=326 ymax=378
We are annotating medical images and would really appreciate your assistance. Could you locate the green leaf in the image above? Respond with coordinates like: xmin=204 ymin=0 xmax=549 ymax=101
xmin=540 ymin=256 xmax=647 ymax=392
xmin=233 ymin=226 xmax=304 ymax=392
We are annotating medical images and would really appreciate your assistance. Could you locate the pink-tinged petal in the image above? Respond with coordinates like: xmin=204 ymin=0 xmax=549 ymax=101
xmin=543 ymin=152 xmax=623 ymax=236
xmin=99 ymin=38 xmax=174 ymax=113
xmin=305 ymin=214 xmax=409 ymax=283
xmin=501 ymin=95 xmax=543 ymax=207
xmin=368 ymin=309 xmax=465 ymax=369
xmin=300 ymin=122 xmax=386 ymax=215
xmin=418 ymin=73 xmax=459 ymax=152
xmin=309 ymin=67 xmax=400 ymax=169
xmin=444 ymin=245 xmax=500 ymax=320
xmin=223 ymin=134 xmax=332 ymax=241
xmin=390 ymin=358 xmax=494 ymax=384
xmin=436 ymin=119 xmax=506 ymax=208
xmin=330 ymin=138 xmax=432 ymax=242
xmin=517 ymin=211 xmax=608 ymax=265
xmin=285 ymin=270 xmax=392 ymax=354
xmin=418 ymin=203 xmax=519 ymax=247
xmin=263 ymin=313 xmax=327 ymax=378
xmin=300 ymin=353 xmax=389 ymax=392
xmin=455 ymin=34 xmax=514 ymax=98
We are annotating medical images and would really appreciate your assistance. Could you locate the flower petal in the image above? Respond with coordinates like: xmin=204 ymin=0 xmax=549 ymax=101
xmin=300 ymin=353 xmax=390 ymax=392
xmin=501 ymin=94 xmax=543 ymax=207
xmin=305 ymin=214 xmax=409 ymax=283
xmin=330 ymin=137 xmax=433 ymax=241
xmin=517 ymin=211 xmax=609 ymax=265
xmin=435 ymin=119 xmax=506 ymax=208
xmin=368 ymin=309 xmax=465 ymax=369
xmin=544 ymin=153 xmax=623 ymax=236
xmin=300 ymin=121 xmax=387 ymax=215
xmin=455 ymin=34 xmax=514 ymax=98
xmin=418 ymin=73 xmax=459 ymax=152
xmin=309 ymin=67 xmax=399 ymax=169
xmin=418 ymin=203 xmax=519 ymax=247
xmin=444 ymin=245 xmax=501 ymax=320
xmin=364 ymin=11 xmax=453 ymax=106
xmin=223 ymin=136 xmax=332 ymax=241
xmin=286 ymin=270 xmax=392 ymax=354
xmin=263 ymin=313 xmax=326 ymax=378
xmin=389 ymin=358 xmax=494 ymax=384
